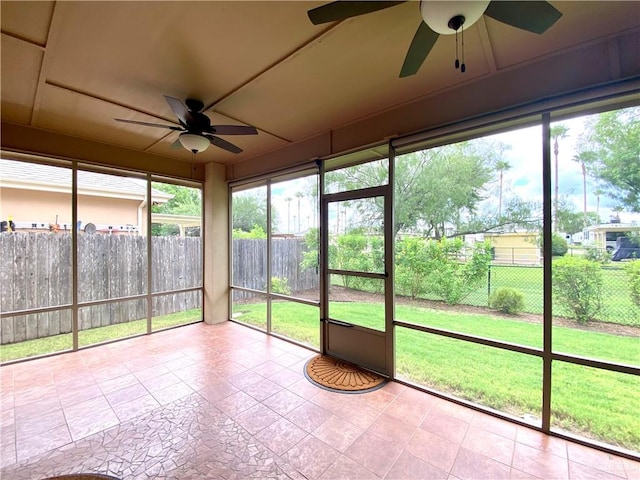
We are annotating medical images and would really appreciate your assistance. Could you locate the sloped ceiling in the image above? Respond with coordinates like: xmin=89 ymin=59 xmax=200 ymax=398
xmin=1 ymin=1 xmax=639 ymax=174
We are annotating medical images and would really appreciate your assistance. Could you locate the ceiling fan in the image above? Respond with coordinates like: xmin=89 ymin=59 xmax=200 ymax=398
xmin=307 ymin=1 xmax=562 ymax=77
xmin=115 ymin=96 xmax=258 ymax=154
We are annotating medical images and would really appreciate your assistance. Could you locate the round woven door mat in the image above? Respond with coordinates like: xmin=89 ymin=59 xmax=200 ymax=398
xmin=305 ymin=355 xmax=386 ymax=393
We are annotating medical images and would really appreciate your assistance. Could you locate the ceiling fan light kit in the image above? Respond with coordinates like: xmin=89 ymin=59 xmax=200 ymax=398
xmin=179 ymin=133 xmax=210 ymax=153
xmin=420 ymin=0 xmax=489 ymax=34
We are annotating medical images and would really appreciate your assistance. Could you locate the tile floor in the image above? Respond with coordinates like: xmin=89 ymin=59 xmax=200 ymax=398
xmin=0 ymin=321 xmax=638 ymax=479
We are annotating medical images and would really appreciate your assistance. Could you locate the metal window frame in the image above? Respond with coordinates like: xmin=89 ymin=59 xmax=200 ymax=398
xmin=229 ymin=165 xmax=322 ymax=350
xmin=389 ymin=90 xmax=639 ymax=461
xmin=0 ymin=153 xmax=205 ymax=364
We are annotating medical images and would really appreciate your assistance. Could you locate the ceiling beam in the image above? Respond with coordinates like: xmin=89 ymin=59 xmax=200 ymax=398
xmin=477 ymin=17 xmax=497 ymax=74
xmin=30 ymin=1 xmax=60 ymax=126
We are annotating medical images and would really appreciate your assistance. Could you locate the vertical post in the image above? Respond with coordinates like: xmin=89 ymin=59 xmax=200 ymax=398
xmin=319 ymin=160 xmax=327 ymax=355
xmin=147 ymin=175 xmax=152 ymax=334
xmin=542 ymin=112 xmax=553 ymax=432
xmin=266 ymin=181 xmax=272 ymax=333
xmin=72 ymin=163 xmax=78 ymax=350
xmin=228 ymin=184 xmax=233 ymax=322
xmin=487 ymin=265 xmax=491 ymax=306
xmin=386 ymin=144 xmax=395 ymax=379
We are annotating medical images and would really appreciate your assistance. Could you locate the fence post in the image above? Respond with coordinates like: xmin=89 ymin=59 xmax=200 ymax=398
xmin=487 ymin=265 xmax=492 ymax=306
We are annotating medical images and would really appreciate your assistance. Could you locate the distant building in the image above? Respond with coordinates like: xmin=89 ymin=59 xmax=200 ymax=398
xmin=480 ymin=231 xmax=540 ymax=265
xmin=0 ymin=159 xmax=172 ymax=235
xmin=582 ymin=222 xmax=640 ymax=251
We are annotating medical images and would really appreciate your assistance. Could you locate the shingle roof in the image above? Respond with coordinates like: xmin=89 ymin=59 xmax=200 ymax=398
xmin=0 ymin=159 xmax=171 ymax=200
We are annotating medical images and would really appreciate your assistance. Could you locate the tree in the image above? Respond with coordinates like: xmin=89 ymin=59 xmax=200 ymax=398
xmin=572 ymin=150 xmax=595 ymax=229
xmin=581 ymin=107 xmax=640 ymax=212
xmin=594 ymin=188 xmax=604 ymax=223
xmin=327 ymin=141 xmax=536 ymax=238
xmin=295 ymin=191 xmax=304 ymax=233
xmin=285 ymin=197 xmax=292 ymax=232
xmin=232 ymin=193 xmax=271 ymax=233
xmin=152 ymin=183 xmax=201 ymax=216
xmin=395 ymin=146 xmax=493 ymax=238
xmin=556 ymin=196 xmax=597 ymax=235
xmin=151 ymin=183 xmax=201 ymax=236
xmin=550 ymin=124 xmax=570 ymax=231
xmin=495 ymin=160 xmax=511 ymax=218
xmin=462 ymin=196 xmax=541 ymax=237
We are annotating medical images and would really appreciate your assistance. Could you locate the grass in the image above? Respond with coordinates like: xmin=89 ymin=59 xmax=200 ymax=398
xmin=272 ymin=301 xmax=320 ymax=348
xmin=0 ymin=309 xmax=201 ymax=362
xmin=233 ymin=300 xmax=640 ymax=451
xmin=479 ymin=264 xmax=638 ymax=326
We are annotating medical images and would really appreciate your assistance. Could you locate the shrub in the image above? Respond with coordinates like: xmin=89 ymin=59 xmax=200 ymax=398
xmin=552 ymin=256 xmax=603 ymax=324
xmin=270 ymin=276 xmax=291 ymax=295
xmin=300 ymin=227 xmax=320 ymax=271
xmin=536 ymin=232 xmax=568 ymax=256
xmin=625 ymin=260 xmax=640 ymax=307
xmin=551 ymin=233 xmax=569 ymax=256
xmin=330 ymin=230 xmax=384 ymax=293
xmin=583 ymin=246 xmax=611 ymax=264
xmin=422 ymin=237 xmax=492 ymax=305
xmin=233 ymin=225 xmax=267 ymax=239
xmin=490 ymin=288 xmax=525 ymax=314
xmin=395 ymin=237 xmax=430 ymax=299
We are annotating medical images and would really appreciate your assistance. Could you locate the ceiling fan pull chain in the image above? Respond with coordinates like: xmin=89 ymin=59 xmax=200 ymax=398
xmin=461 ymin=24 xmax=466 ymax=73
xmin=455 ymin=29 xmax=460 ymax=69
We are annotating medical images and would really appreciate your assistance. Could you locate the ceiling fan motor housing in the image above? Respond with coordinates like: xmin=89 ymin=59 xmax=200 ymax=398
xmin=185 ymin=98 xmax=204 ymax=112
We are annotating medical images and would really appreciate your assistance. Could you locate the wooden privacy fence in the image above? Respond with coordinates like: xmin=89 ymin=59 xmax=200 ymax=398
xmin=232 ymin=237 xmax=319 ymax=300
xmin=0 ymin=232 xmax=202 ymax=344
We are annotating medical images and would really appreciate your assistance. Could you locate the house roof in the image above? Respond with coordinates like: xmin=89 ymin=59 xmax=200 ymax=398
xmin=0 ymin=158 xmax=172 ymax=202
xmin=585 ymin=223 xmax=640 ymax=232
xmin=1 ymin=2 xmax=638 ymax=180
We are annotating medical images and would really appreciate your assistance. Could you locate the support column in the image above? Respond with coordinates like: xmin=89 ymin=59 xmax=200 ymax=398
xmin=203 ymin=162 xmax=229 ymax=324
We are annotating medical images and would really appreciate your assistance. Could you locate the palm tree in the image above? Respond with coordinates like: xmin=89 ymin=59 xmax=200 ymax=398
xmin=594 ymin=188 xmax=604 ymax=224
xmin=295 ymin=191 xmax=304 ymax=233
xmin=495 ymin=160 xmax=511 ymax=218
xmin=550 ymin=124 xmax=570 ymax=231
xmin=285 ymin=197 xmax=292 ymax=232
xmin=572 ymin=150 xmax=595 ymax=228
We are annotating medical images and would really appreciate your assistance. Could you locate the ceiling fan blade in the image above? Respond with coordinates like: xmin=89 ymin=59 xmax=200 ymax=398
xmin=484 ymin=1 xmax=562 ymax=34
xmin=399 ymin=22 xmax=439 ymax=78
xmin=205 ymin=135 xmax=243 ymax=154
xmin=115 ymin=118 xmax=182 ymax=131
xmin=208 ymin=125 xmax=258 ymax=136
xmin=164 ymin=95 xmax=196 ymax=127
xmin=308 ymin=1 xmax=406 ymax=25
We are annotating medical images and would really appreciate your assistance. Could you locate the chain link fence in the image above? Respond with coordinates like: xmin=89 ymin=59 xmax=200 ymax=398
xmin=456 ymin=263 xmax=639 ymax=327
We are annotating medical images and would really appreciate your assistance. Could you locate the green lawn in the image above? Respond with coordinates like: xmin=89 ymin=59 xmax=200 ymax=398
xmin=0 ymin=309 xmax=201 ymax=362
xmin=234 ymin=300 xmax=640 ymax=451
xmin=340 ymin=263 xmax=638 ymax=326
xmin=462 ymin=264 xmax=639 ymax=326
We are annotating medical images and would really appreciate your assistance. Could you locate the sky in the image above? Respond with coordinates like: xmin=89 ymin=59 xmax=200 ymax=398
xmin=494 ymin=115 xmax=638 ymax=225
xmin=265 ymin=108 xmax=638 ymax=234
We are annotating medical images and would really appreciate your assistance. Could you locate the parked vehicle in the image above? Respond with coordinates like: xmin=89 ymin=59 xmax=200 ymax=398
xmin=611 ymin=236 xmax=640 ymax=261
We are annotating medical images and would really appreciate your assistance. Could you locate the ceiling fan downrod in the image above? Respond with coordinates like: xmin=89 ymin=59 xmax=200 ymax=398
xmin=449 ymin=15 xmax=466 ymax=73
